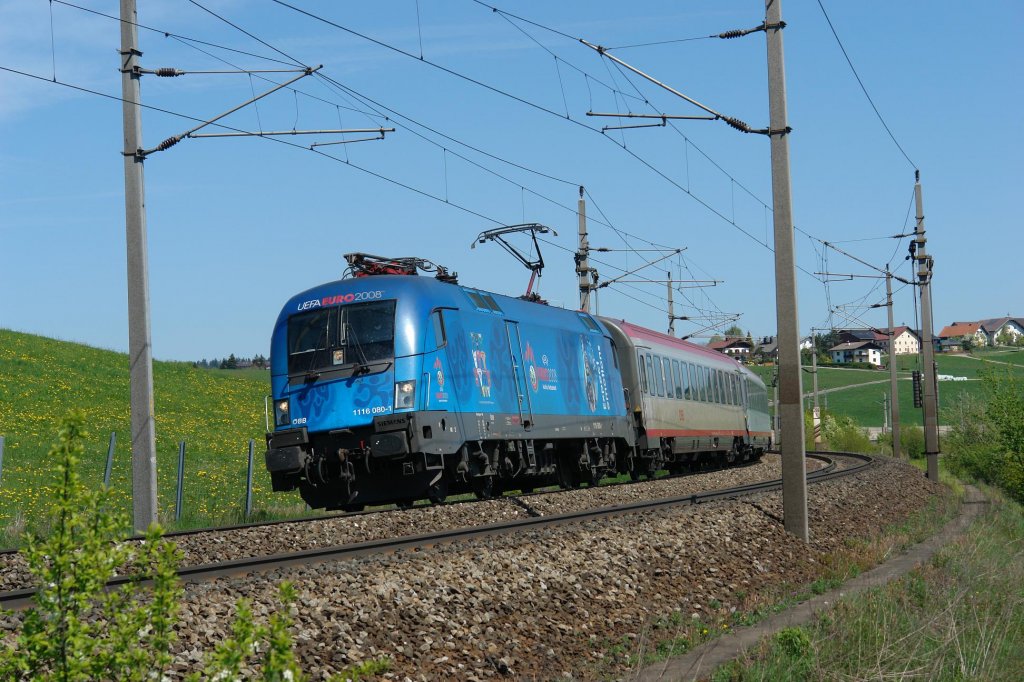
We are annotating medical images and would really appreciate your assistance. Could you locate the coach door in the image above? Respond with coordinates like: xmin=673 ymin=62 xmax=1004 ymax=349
xmin=504 ymin=321 xmax=534 ymax=430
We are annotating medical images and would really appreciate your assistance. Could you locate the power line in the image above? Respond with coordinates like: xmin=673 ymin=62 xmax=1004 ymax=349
xmin=605 ymin=36 xmax=718 ymax=50
xmin=815 ymin=0 xmax=916 ymax=170
xmin=51 ymin=0 xmax=297 ymax=68
xmin=268 ymin=0 xmax=829 ymax=281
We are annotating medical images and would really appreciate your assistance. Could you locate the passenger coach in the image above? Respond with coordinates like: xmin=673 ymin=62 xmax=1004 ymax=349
xmin=601 ymin=320 xmax=771 ymax=477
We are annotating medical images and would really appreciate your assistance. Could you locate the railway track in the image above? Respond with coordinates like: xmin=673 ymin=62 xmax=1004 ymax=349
xmin=0 ymin=451 xmax=871 ymax=610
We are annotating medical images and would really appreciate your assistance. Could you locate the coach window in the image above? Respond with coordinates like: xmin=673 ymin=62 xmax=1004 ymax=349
xmin=637 ymin=351 xmax=648 ymax=393
xmin=720 ymin=371 xmax=729 ymax=405
xmin=672 ymin=359 xmax=683 ymax=399
xmin=645 ymin=354 xmax=656 ymax=396
xmin=710 ymin=368 xmax=720 ymax=404
xmin=687 ymin=363 xmax=697 ymax=400
xmin=654 ymin=355 xmax=665 ymax=397
xmin=663 ymin=357 xmax=674 ymax=399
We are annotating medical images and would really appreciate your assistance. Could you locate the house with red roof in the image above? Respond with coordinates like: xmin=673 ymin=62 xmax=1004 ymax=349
xmin=707 ymin=337 xmax=753 ymax=358
xmin=937 ymin=321 xmax=988 ymax=351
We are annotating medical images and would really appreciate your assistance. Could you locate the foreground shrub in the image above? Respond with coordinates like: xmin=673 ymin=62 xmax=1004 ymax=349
xmin=944 ymin=370 xmax=1024 ymax=503
xmin=0 ymin=413 xmax=335 ymax=681
xmin=0 ymin=412 xmax=181 ymax=680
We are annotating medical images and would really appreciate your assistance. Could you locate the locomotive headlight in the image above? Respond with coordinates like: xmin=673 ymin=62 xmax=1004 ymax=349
xmin=395 ymin=380 xmax=416 ymax=410
xmin=274 ymin=399 xmax=291 ymax=427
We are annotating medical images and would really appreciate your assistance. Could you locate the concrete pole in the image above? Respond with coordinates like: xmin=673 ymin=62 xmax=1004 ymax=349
xmin=576 ymin=187 xmax=591 ymax=313
xmin=765 ymin=0 xmax=808 ymax=541
xmin=120 ymin=0 xmax=158 ymax=531
xmin=914 ymin=173 xmax=940 ymax=480
xmin=886 ymin=270 xmax=901 ymax=457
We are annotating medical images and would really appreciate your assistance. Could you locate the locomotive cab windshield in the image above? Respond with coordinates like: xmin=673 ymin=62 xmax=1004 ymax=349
xmin=287 ymin=300 xmax=396 ymax=381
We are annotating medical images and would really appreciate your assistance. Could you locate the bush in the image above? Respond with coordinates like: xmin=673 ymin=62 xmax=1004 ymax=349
xmin=0 ymin=413 xmax=328 ymax=681
xmin=805 ymin=408 xmax=876 ymax=454
xmin=943 ymin=370 xmax=1024 ymax=503
xmin=878 ymin=425 xmax=925 ymax=459
xmin=0 ymin=412 xmax=182 ymax=680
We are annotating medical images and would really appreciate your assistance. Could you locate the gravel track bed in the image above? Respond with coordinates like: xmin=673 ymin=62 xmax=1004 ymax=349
xmin=0 ymin=455 xmax=805 ymax=592
xmin=0 ymin=455 xmax=939 ymax=680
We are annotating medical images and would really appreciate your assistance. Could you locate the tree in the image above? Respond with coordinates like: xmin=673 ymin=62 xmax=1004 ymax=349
xmin=723 ymin=324 xmax=744 ymax=339
xmin=961 ymin=335 xmax=976 ymax=352
xmin=220 ymin=354 xmax=238 ymax=370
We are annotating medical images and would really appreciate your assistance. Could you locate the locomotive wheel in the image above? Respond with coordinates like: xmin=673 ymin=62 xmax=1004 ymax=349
xmin=472 ymin=475 xmax=494 ymax=500
xmin=342 ymin=503 xmax=365 ymax=513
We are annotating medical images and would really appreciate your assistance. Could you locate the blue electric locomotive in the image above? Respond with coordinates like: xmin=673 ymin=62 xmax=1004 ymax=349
xmin=265 ymin=264 xmax=632 ymax=510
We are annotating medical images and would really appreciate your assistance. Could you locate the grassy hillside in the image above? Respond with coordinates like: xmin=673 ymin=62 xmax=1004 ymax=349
xmin=753 ymin=352 xmax=1024 ymax=427
xmin=750 ymin=364 xmax=893 ymax=394
xmin=0 ymin=329 xmax=300 ymax=537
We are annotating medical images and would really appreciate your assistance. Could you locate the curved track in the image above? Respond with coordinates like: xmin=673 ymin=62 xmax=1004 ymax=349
xmin=0 ymin=452 xmax=872 ymax=610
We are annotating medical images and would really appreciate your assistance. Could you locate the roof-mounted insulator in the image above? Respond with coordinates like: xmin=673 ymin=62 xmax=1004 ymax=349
xmin=155 ymin=136 xmax=181 ymax=152
xmin=155 ymin=67 xmax=183 ymax=77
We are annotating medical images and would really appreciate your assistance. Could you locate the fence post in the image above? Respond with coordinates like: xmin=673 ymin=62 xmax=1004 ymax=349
xmin=104 ymin=432 xmax=116 ymax=488
xmin=0 ymin=435 xmax=5 ymax=487
xmin=245 ymin=439 xmax=255 ymax=519
xmin=175 ymin=441 xmax=185 ymax=523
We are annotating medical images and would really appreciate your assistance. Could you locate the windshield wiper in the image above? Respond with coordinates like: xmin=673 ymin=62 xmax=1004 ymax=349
xmin=304 ymin=323 xmax=329 ymax=382
xmin=345 ymin=321 xmax=371 ymax=374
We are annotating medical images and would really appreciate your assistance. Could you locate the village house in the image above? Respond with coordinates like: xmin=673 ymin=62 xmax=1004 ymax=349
xmin=978 ymin=317 xmax=1024 ymax=345
xmin=937 ymin=321 xmax=988 ymax=351
xmin=754 ymin=336 xmax=778 ymax=362
xmin=884 ymin=326 xmax=921 ymax=355
xmin=828 ymin=340 xmax=884 ymax=366
xmin=708 ymin=337 xmax=753 ymax=358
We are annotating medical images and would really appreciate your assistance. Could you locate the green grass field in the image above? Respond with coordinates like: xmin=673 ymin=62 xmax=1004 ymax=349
xmin=750 ymin=364 xmax=893 ymax=394
xmin=968 ymin=347 xmax=1024 ymax=367
xmin=0 ymin=329 xmax=302 ymax=539
xmin=752 ymin=351 xmax=1024 ymax=427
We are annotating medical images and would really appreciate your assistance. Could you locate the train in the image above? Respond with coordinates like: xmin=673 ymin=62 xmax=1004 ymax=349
xmin=264 ymin=257 xmax=772 ymax=510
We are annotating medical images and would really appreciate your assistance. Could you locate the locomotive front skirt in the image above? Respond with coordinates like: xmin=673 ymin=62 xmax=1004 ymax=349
xmin=265 ymin=274 xmax=770 ymax=510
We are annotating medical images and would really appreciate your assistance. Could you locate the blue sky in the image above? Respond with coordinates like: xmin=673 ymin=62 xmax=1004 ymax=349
xmin=1 ymin=0 xmax=1020 ymax=361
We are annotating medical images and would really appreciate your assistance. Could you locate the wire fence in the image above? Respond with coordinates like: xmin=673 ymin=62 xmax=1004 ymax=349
xmin=0 ymin=432 xmax=266 ymax=530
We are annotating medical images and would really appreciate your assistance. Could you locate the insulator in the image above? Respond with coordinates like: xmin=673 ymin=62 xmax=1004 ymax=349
xmin=723 ymin=116 xmax=751 ymax=133
xmin=155 ymin=67 xmax=181 ymax=77
xmin=718 ymin=29 xmax=747 ymax=39
xmin=156 ymin=136 xmax=180 ymax=152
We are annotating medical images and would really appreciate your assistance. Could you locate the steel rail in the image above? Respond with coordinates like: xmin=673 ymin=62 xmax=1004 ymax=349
xmin=0 ymin=454 xmax=770 ymax=557
xmin=0 ymin=452 xmax=872 ymax=610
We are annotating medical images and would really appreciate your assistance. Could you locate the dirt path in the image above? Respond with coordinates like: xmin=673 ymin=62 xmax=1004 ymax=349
xmin=631 ymin=485 xmax=988 ymax=681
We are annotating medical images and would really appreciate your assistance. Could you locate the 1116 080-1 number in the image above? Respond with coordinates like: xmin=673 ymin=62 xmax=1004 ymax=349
xmin=353 ymin=406 xmax=391 ymax=416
